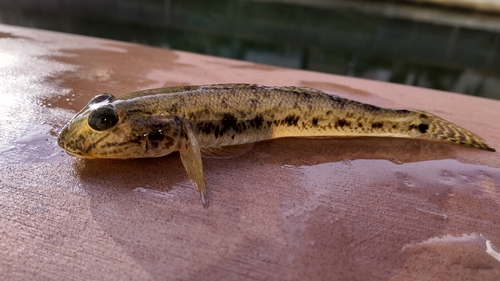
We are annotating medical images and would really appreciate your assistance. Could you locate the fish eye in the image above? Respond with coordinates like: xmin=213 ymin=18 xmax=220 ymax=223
xmin=88 ymin=107 xmax=119 ymax=131
xmin=88 ymin=93 xmax=114 ymax=105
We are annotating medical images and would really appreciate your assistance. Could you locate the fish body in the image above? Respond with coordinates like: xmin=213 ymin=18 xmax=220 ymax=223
xmin=57 ymin=84 xmax=495 ymax=205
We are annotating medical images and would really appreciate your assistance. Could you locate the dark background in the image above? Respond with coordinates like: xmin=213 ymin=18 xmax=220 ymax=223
xmin=1 ymin=0 xmax=499 ymax=100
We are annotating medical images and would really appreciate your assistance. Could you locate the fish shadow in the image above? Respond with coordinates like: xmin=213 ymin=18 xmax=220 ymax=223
xmin=216 ymin=136 xmax=461 ymax=167
xmin=75 ymin=137 xmax=461 ymax=195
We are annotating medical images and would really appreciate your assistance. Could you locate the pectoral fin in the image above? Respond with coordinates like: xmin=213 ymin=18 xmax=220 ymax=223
xmin=179 ymin=120 xmax=208 ymax=207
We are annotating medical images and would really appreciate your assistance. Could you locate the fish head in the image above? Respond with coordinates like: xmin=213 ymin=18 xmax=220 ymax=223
xmin=57 ymin=93 xmax=181 ymax=159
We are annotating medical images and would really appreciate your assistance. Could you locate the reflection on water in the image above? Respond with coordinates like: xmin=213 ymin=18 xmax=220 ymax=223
xmin=401 ymin=233 xmax=500 ymax=272
xmin=1 ymin=0 xmax=499 ymax=99
xmin=486 ymin=239 xmax=500 ymax=262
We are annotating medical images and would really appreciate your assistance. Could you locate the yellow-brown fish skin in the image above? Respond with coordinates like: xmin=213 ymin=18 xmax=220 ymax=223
xmin=57 ymin=84 xmax=495 ymax=206
xmin=109 ymin=84 xmax=494 ymax=151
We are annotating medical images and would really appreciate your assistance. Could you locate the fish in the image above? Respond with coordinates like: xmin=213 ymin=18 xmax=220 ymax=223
xmin=57 ymin=83 xmax=495 ymax=206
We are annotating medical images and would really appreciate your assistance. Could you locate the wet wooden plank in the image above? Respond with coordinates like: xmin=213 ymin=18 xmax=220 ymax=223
xmin=0 ymin=24 xmax=499 ymax=281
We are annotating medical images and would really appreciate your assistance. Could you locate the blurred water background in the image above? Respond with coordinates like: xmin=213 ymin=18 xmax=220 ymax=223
xmin=1 ymin=0 xmax=499 ymax=100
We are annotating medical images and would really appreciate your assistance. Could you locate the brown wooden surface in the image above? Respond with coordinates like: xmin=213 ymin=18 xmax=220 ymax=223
xmin=0 ymin=24 xmax=499 ymax=281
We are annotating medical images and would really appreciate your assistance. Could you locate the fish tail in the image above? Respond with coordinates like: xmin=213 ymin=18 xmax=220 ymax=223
xmin=414 ymin=111 xmax=495 ymax=151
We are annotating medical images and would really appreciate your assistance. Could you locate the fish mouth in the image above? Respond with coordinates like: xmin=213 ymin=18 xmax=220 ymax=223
xmin=57 ymin=124 xmax=69 ymax=149
xmin=57 ymin=129 xmax=92 ymax=158
xmin=59 ymin=142 xmax=89 ymax=158
xmin=57 ymin=135 xmax=67 ymax=150
xmin=64 ymin=149 xmax=88 ymax=158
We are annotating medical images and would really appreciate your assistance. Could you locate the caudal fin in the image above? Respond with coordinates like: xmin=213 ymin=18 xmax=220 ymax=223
xmin=418 ymin=111 xmax=495 ymax=151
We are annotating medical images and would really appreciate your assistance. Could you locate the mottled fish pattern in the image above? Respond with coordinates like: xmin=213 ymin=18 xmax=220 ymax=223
xmin=58 ymin=84 xmax=495 ymax=205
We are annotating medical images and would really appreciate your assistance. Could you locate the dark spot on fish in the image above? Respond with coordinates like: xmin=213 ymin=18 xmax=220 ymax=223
xmin=240 ymin=122 xmax=247 ymax=131
xmin=75 ymin=134 xmax=85 ymax=143
xmin=221 ymin=113 xmax=240 ymax=132
xmin=267 ymin=121 xmax=272 ymax=127
xmin=326 ymin=110 xmax=333 ymax=115
xmin=358 ymin=123 xmax=363 ymax=128
xmin=84 ymin=144 xmax=92 ymax=154
xmin=419 ymin=113 xmax=428 ymax=119
xmin=283 ymin=115 xmax=300 ymax=126
xmin=408 ymin=124 xmax=425 ymax=132
xmin=312 ymin=117 xmax=319 ymax=126
xmin=231 ymin=135 xmax=235 ymax=140
xmin=214 ymin=125 xmax=220 ymax=139
xmin=148 ymin=130 xmax=165 ymax=141
xmin=372 ymin=122 xmax=383 ymax=129
xmin=249 ymin=114 xmax=264 ymax=129
xmin=418 ymin=123 xmax=429 ymax=133
xmin=164 ymin=136 xmax=174 ymax=148
xmin=336 ymin=119 xmax=350 ymax=128
xmin=99 ymin=142 xmax=116 ymax=149
xmin=198 ymin=121 xmax=214 ymax=135
xmin=129 ymin=135 xmax=144 ymax=145
xmin=148 ymin=134 xmax=174 ymax=150
xmin=392 ymin=124 xmax=397 ymax=129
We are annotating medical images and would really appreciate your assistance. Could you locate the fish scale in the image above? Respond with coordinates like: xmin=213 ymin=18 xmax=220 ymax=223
xmin=58 ymin=83 xmax=495 ymax=206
